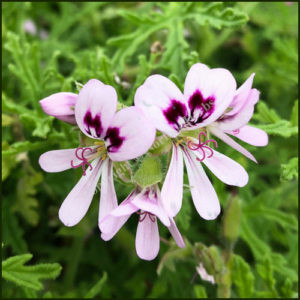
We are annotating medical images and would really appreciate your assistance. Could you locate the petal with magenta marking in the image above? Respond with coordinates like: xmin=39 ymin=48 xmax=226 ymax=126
xmin=75 ymin=79 xmax=117 ymax=139
xmin=135 ymin=75 xmax=186 ymax=138
xmin=106 ymin=107 xmax=156 ymax=162
xmin=184 ymin=63 xmax=236 ymax=127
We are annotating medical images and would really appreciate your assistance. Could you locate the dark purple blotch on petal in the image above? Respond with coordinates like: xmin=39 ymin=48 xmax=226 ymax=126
xmin=83 ymin=111 xmax=102 ymax=138
xmin=105 ymin=127 xmax=125 ymax=152
xmin=163 ymin=100 xmax=187 ymax=131
xmin=188 ymin=90 xmax=215 ymax=124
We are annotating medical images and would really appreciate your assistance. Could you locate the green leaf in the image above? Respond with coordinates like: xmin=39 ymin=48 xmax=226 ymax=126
xmin=240 ymin=218 xmax=271 ymax=259
xmin=255 ymin=120 xmax=298 ymax=137
xmin=2 ymin=254 xmax=62 ymax=291
xmin=2 ymin=200 xmax=28 ymax=254
xmin=281 ymin=157 xmax=298 ymax=181
xmin=253 ymin=101 xmax=281 ymax=123
xmin=244 ymin=205 xmax=297 ymax=231
xmin=222 ymin=196 xmax=241 ymax=244
xmin=175 ymin=191 xmax=192 ymax=231
xmin=84 ymin=272 xmax=107 ymax=298
xmin=231 ymin=254 xmax=254 ymax=298
xmin=290 ymin=100 xmax=298 ymax=126
xmin=13 ymin=166 xmax=43 ymax=226
xmin=133 ymin=156 xmax=162 ymax=188
xmin=187 ymin=3 xmax=249 ymax=29
xmin=194 ymin=285 xmax=208 ymax=298
xmin=256 ymin=256 xmax=278 ymax=297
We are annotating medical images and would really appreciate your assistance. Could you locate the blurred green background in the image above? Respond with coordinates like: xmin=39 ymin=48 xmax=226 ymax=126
xmin=2 ymin=2 xmax=298 ymax=298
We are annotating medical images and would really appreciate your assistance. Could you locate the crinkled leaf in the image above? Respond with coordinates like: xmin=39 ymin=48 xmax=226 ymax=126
xmin=133 ymin=155 xmax=162 ymax=188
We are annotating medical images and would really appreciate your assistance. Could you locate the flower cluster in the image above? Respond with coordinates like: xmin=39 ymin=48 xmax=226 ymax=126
xmin=39 ymin=63 xmax=268 ymax=260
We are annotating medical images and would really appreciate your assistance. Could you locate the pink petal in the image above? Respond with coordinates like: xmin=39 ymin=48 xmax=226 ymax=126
xmin=183 ymin=150 xmax=220 ymax=220
xmin=132 ymin=190 xmax=170 ymax=227
xmin=106 ymin=107 xmax=156 ymax=162
xmin=134 ymin=75 xmax=186 ymax=138
xmin=226 ymin=73 xmax=256 ymax=116
xmin=200 ymin=148 xmax=249 ymax=187
xmin=58 ymin=157 xmax=104 ymax=227
xmin=98 ymin=159 xmax=118 ymax=222
xmin=135 ymin=216 xmax=160 ymax=261
xmin=99 ymin=191 xmax=138 ymax=241
xmin=168 ymin=218 xmax=185 ymax=248
xmin=39 ymin=147 xmax=97 ymax=173
xmin=218 ymin=89 xmax=260 ymax=131
xmin=184 ymin=63 xmax=236 ymax=127
xmin=225 ymin=125 xmax=269 ymax=147
xmin=209 ymin=126 xmax=258 ymax=163
xmin=161 ymin=144 xmax=184 ymax=217
xmin=39 ymin=92 xmax=77 ymax=124
xmin=75 ymin=79 xmax=117 ymax=139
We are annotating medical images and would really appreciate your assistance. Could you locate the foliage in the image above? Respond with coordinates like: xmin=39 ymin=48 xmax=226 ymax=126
xmin=2 ymin=2 xmax=298 ymax=298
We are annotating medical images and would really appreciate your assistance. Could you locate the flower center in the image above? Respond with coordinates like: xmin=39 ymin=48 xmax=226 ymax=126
xmin=137 ymin=211 xmax=156 ymax=223
xmin=70 ymin=141 xmax=107 ymax=176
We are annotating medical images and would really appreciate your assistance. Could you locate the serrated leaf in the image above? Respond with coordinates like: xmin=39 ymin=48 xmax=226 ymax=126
xmin=186 ymin=3 xmax=249 ymax=29
xmin=84 ymin=272 xmax=107 ymax=298
xmin=281 ymin=157 xmax=298 ymax=181
xmin=231 ymin=254 xmax=254 ymax=298
xmin=255 ymin=120 xmax=298 ymax=137
xmin=13 ymin=166 xmax=43 ymax=226
xmin=256 ymin=256 xmax=278 ymax=297
xmin=133 ymin=156 xmax=162 ymax=188
xmin=2 ymin=254 xmax=62 ymax=291
xmin=2 ymin=200 xmax=28 ymax=254
xmin=252 ymin=101 xmax=281 ymax=123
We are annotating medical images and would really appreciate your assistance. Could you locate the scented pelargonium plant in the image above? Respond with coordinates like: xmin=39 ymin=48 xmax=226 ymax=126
xmin=3 ymin=2 xmax=298 ymax=299
xmin=38 ymin=62 xmax=264 ymax=260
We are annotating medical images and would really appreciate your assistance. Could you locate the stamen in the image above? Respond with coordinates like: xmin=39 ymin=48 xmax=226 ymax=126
xmin=187 ymin=132 xmax=218 ymax=162
xmin=70 ymin=147 xmax=93 ymax=176
xmin=136 ymin=211 xmax=156 ymax=223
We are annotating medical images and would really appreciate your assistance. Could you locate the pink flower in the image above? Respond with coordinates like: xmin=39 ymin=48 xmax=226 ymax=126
xmin=207 ymin=72 xmax=268 ymax=163
xmin=135 ymin=63 xmax=249 ymax=219
xmin=99 ymin=185 xmax=185 ymax=261
xmin=39 ymin=79 xmax=156 ymax=226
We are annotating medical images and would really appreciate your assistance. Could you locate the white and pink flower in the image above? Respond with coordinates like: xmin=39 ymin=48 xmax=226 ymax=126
xmin=99 ymin=185 xmax=185 ymax=261
xmin=39 ymin=79 xmax=156 ymax=227
xmin=135 ymin=63 xmax=249 ymax=219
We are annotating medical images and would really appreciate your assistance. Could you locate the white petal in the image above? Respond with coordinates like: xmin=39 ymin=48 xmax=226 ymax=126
xmin=200 ymin=149 xmax=249 ymax=187
xmin=168 ymin=218 xmax=185 ymax=248
xmin=161 ymin=144 xmax=184 ymax=217
xmin=226 ymin=125 xmax=268 ymax=147
xmin=39 ymin=147 xmax=97 ymax=173
xmin=135 ymin=216 xmax=160 ymax=261
xmin=58 ymin=157 xmax=104 ymax=227
xmin=209 ymin=125 xmax=257 ymax=163
xmin=183 ymin=150 xmax=220 ymax=220
xmin=98 ymin=159 xmax=118 ymax=222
